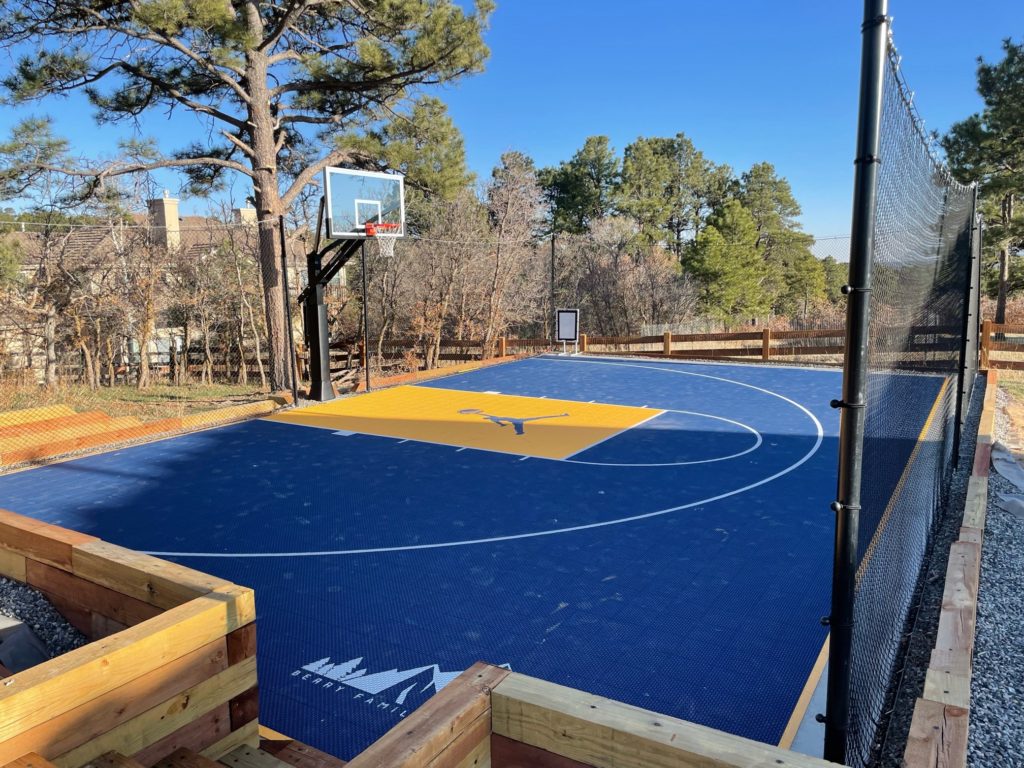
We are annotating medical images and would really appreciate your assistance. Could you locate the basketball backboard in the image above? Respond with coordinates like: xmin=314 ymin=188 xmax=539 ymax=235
xmin=323 ymin=167 xmax=405 ymax=239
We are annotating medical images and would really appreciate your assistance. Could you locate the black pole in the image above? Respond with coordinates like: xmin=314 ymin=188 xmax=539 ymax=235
xmin=550 ymin=234 xmax=556 ymax=343
xmin=824 ymin=1 xmax=888 ymax=764
xmin=952 ymin=187 xmax=980 ymax=465
xmin=306 ymin=199 xmax=334 ymax=401
xmin=361 ymin=241 xmax=371 ymax=392
xmin=279 ymin=215 xmax=299 ymax=405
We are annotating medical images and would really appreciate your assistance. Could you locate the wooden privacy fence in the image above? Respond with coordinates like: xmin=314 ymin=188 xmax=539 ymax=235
xmin=319 ymin=330 xmax=849 ymax=372
xmin=298 ymin=323 xmax=991 ymax=384
xmin=583 ymin=328 xmax=846 ymax=361
xmin=981 ymin=320 xmax=1024 ymax=370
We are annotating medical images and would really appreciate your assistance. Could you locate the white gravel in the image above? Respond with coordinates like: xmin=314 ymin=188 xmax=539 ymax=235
xmin=967 ymin=390 xmax=1024 ymax=768
xmin=0 ymin=576 xmax=88 ymax=659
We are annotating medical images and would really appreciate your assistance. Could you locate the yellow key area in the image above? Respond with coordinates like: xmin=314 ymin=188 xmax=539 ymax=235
xmin=266 ymin=385 xmax=661 ymax=459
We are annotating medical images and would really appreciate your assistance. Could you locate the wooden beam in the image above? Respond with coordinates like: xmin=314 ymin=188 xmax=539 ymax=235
xmin=0 ymin=640 xmax=228 ymax=761
xmin=903 ymin=698 xmax=967 ymax=768
xmin=218 ymin=746 xmax=290 ymax=768
xmin=229 ymin=687 xmax=259 ymax=732
xmin=25 ymin=560 xmax=163 ymax=628
xmin=52 ymin=659 xmax=255 ymax=767
xmin=0 ymin=586 xmax=254 ymax=745
xmin=345 ymin=663 xmax=509 ymax=768
xmin=491 ymin=735 xmax=592 ymax=768
xmin=81 ymin=752 xmax=148 ymax=768
xmin=0 ymin=405 xmax=76 ymax=427
xmin=71 ymin=541 xmax=230 ymax=610
xmin=0 ymin=510 xmax=97 ymax=571
xmin=132 ymin=705 xmax=231 ymax=767
xmin=2 ymin=753 xmax=61 ymax=768
xmin=923 ymin=649 xmax=972 ymax=709
xmin=490 ymin=672 xmax=839 ymax=768
xmin=0 ymin=548 xmax=26 ymax=582
xmin=933 ymin=542 xmax=980 ymax=657
xmin=258 ymin=733 xmax=347 ymax=768
xmin=226 ymin=624 xmax=258 ymax=666
xmin=152 ymin=746 xmax=224 ymax=768
xmin=961 ymin=477 xmax=987 ymax=530
xmin=198 ymin=722 xmax=259 ymax=760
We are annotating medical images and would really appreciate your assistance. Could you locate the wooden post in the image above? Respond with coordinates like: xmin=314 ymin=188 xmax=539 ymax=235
xmin=499 ymin=336 xmax=507 ymax=357
xmin=762 ymin=328 xmax=772 ymax=361
xmin=980 ymin=319 xmax=991 ymax=370
xmin=359 ymin=341 xmax=367 ymax=370
xmin=580 ymin=333 xmax=588 ymax=353
xmin=663 ymin=330 xmax=672 ymax=355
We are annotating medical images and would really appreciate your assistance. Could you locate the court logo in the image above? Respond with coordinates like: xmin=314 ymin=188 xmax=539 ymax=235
xmin=292 ymin=656 xmax=463 ymax=719
xmin=458 ymin=408 xmax=569 ymax=436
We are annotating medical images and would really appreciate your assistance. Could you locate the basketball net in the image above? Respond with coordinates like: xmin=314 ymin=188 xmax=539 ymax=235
xmin=365 ymin=221 xmax=399 ymax=258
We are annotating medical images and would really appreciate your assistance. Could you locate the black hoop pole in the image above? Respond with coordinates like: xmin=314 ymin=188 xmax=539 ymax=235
xmin=824 ymin=1 xmax=889 ymax=763
xmin=278 ymin=214 xmax=299 ymax=405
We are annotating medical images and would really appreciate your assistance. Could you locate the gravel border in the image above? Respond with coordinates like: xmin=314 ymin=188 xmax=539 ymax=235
xmin=876 ymin=375 xmax=984 ymax=767
xmin=967 ymin=389 xmax=1024 ymax=767
xmin=0 ymin=576 xmax=88 ymax=658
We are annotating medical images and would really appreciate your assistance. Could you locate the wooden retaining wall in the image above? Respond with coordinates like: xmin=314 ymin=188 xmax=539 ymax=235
xmin=903 ymin=368 xmax=997 ymax=768
xmin=0 ymin=398 xmax=282 ymax=468
xmin=344 ymin=662 xmax=840 ymax=768
xmin=0 ymin=511 xmax=259 ymax=766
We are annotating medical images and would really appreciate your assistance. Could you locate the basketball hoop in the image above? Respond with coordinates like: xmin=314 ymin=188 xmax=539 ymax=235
xmin=365 ymin=221 xmax=400 ymax=258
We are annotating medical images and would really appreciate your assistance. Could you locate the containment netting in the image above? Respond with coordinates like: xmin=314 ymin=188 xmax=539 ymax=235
xmin=845 ymin=42 xmax=979 ymax=766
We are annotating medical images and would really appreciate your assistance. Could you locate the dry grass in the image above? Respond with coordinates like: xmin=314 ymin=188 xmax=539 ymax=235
xmin=0 ymin=378 xmax=268 ymax=422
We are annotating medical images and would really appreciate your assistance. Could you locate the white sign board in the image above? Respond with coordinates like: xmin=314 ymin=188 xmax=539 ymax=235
xmin=556 ymin=309 xmax=579 ymax=342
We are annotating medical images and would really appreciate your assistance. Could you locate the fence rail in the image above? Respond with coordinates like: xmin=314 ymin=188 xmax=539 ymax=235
xmin=980 ymin=320 xmax=1024 ymax=370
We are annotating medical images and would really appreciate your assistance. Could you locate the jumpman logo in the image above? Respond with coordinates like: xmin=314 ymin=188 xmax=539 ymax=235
xmin=458 ymin=408 xmax=569 ymax=436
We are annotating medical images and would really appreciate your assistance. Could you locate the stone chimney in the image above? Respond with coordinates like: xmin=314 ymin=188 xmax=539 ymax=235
xmin=233 ymin=207 xmax=258 ymax=225
xmin=147 ymin=191 xmax=181 ymax=250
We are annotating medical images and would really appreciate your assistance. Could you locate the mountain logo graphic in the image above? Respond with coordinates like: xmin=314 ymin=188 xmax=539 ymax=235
xmin=297 ymin=656 xmax=462 ymax=706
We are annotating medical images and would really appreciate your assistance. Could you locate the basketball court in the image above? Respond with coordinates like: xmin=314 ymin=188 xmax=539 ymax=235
xmin=0 ymin=354 xmax=865 ymax=758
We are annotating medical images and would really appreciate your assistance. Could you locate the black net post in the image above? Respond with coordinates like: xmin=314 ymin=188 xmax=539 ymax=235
xmin=953 ymin=187 xmax=982 ymax=464
xmin=824 ymin=1 xmax=889 ymax=763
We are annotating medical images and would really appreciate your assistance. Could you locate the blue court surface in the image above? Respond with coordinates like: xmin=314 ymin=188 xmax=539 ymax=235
xmin=0 ymin=355 xmax=858 ymax=758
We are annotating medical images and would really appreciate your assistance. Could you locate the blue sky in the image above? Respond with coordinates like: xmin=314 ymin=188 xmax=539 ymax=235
xmin=1 ymin=1 xmax=1020 ymax=236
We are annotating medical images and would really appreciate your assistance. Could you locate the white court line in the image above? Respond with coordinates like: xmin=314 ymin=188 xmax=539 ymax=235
xmin=145 ymin=359 xmax=824 ymax=559
xmin=456 ymin=447 xmax=467 ymax=452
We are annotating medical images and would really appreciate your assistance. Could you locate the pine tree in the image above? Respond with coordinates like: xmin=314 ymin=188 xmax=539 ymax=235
xmin=685 ymin=200 xmax=769 ymax=323
xmin=943 ymin=39 xmax=1024 ymax=323
xmin=0 ymin=0 xmax=494 ymax=389
xmin=539 ymin=136 xmax=620 ymax=234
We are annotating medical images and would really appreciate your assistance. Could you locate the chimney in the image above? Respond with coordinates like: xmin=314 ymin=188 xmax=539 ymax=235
xmin=148 ymin=191 xmax=181 ymax=250
xmin=233 ymin=207 xmax=258 ymax=225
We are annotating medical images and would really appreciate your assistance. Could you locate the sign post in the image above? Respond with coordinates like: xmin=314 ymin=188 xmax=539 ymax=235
xmin=556 ymin=309 xmax=580 ymax=356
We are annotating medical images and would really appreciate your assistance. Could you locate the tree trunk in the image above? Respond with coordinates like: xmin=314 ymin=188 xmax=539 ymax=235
xmin=246 ymin=45 xmax=288 ymax=392
xmin=43 ymin=306 xmax=57 ymax=389
xmin=996 ymin=192 xmax=1015 ymax=325
xmin=996 ymin=247 xmax=1009 ymax=324
xmin=235 ymin=252 xmax=267 ymax=389
xmin=104 ymin=335 xmax=115 ymax=386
